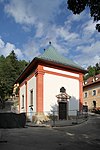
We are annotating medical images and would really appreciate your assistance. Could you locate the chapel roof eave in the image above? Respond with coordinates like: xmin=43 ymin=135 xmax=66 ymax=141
xmin=15 ymin=58 xmax=37 ymax=84
xmin=15 ymin=57 xmax=87 ymax=84
xmin=35 ymin=57 xmax=87 ymax=74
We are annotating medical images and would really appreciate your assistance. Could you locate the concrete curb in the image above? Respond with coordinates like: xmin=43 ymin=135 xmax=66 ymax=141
xmin=26 ymin=118 xmax=88 ymax=128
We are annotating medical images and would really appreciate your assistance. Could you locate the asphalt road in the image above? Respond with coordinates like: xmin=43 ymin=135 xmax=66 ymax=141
xmin=0 ymin=114 xmax=100 ymax=150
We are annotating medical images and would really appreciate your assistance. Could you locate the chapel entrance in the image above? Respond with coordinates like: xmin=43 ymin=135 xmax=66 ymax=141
xmin=59 ymin=102 xmax=67 ymax=120
xmin=56 ymin=87 xmax=71 ymax=120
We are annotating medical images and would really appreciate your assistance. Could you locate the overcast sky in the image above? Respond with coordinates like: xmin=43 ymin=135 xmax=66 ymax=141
xmin=0 ymin=0 xmax=100 ymax=68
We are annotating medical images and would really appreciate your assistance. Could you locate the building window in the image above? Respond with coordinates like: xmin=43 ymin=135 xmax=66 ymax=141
xmin=84 ymin=92 xmax=87 ymax=98
xmin=30 ymin=89 xmax=33 ymax=106
xmin=22 ymin=95 xmax=24 ymax=109
xmin=92 ymin=90 xmax=96 ymax=96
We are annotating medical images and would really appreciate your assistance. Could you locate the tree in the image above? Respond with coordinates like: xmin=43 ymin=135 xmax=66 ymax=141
xmin=67 ymin=0 xmax=100 ymax=32
xmin=0 ymin=55 xmax=6 ymax=99
xmin=87 ymin=66 xmax=96 ymax=76
xmin=95 ymin=63 xmax=100 ymax=74
xmin=84 ymin=62 xmax=100 ymax=80
xmin=0 ymin=51 xmax=28 ymax=99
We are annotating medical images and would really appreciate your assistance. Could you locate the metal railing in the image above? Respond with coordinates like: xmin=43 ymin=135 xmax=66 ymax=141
xmin=26 ymin=110 xmax=88 ymax=127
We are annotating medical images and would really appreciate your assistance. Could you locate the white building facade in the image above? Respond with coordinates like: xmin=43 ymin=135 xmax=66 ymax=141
xmin=15 ymin=45 xmax=86 ymax=122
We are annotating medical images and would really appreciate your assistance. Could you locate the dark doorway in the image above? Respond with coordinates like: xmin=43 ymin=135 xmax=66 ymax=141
xmin=59 ymin=102 xmax=67 ymax=120
xmin=93 ymin=100 xmax=96 ymax=108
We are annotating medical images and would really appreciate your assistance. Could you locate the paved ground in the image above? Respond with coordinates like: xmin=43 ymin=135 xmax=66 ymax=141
xmin=0 ymin=114 xmax=100 ymax=150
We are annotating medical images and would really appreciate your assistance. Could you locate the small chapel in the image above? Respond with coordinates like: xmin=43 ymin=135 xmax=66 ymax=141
xmin=15 ymin=43 xmax=86 ymax=122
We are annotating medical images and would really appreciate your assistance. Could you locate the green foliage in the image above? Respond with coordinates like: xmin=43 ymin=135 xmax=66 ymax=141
xmin=67 ymin=0 xmax=100 ymax=32
xmin=0 ymin=51 xmax=28 ymax=99
xmin=84 ymin=62 xmax=100 ymax=80
xmin=95 ymin=63 xmax=100 ymax=74
xmin=88 ymin=66 xmax=96 ymax=76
